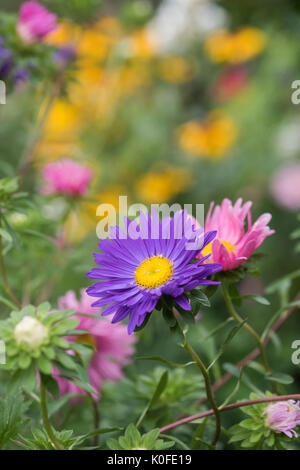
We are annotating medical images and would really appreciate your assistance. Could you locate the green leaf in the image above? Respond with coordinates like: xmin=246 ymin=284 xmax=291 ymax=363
xmin=136 ymin=355 xmax=195 ymax=368
xmin=223 ymin=363 xmax=263 ymax=394
xmin=106 ymin=437 xmax=123 ymax=450
xmin=242 ymin=295 xmax=270 ymax=306
xmin=265 ymin=372 xmax=294 ymax=385
xmin=17 ymin=229 xmax=56 ymax=246
xmin=191 ymin=288 xmax=210 ymax=307
xmin=203 ymin=318 xmax=234 ymax=342
xmin=51 ymin=318 xmax=79 ymax=335
xmin=76 ymin=427 xmax=123 ymax=445
xmin=18 ymin=354 xmax=32 ymax=370
xmin=37 ymin=355 xmax=52 ymax=375
xmin=0 ymin=228 xmax=12 ymax=243
xmin=48 ymin=394 xmax=80 ymax=417
xmin=0 ymin=392 xmax=30 ymax=449
xmin=266 ymin=269 xmax=300 ymax=295
xmin=41 ymin=373 xmax=60 ymax=397
xmin=0 ymin=177 xmax=18 ymax=194
xmin=55 ymin=350 xmax=78 ymax=371
xmin=229 ymin=283 xmax=242 ymax=306
xmin=219 ymin=368 xmax=243 ymax=409
xmin=125 ymin=424 xmax=141 ymax=447
xmin=191 ymin=418 xmax=208 ymax=450
xmin=142 ymin=428 xmax=160 ymax=449
xmin=0 ymin=294 xmax=18 ymax=310
xmin=207 ymin=321 xmax=245 ymax=371
xmin=162 ymin=306 xmax=177 ymax=327
xmin=36 ymin=302 xmax=51 ymax=316
xmin=136 ymin=371 xmax=168 ymax=428
xmin=261 ymin=300 xmax=300 ymax=341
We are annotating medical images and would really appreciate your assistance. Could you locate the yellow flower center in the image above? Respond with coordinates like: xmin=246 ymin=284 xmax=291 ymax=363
xmin=135 ymin=255 xmax=173 ymax=289
xmin=202 ymin=239 xmax=237 ymax=259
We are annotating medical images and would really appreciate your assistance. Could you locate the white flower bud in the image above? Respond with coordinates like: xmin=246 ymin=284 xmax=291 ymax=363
xmin=14 ymin=316 xmax=49 ymax=349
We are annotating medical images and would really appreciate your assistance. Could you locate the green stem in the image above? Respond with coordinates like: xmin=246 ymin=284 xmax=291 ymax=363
xmin=88 ymin=394 xmax=100 ymax=447
xmin=184 ymin=341 xmax=221 ymax=446
xmin=221 ymin=283 xmax=276 ymax=388
xmin=40 ymin=380 xmax=65 ymax=450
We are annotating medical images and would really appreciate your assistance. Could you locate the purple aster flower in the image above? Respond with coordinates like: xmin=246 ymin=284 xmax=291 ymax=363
xmin=264 ymin=400 xmax=300 ymax=438
xmin=86 ymin=210 xmax=222 ymax=334
xmin=13 ymin=67 xmax=30 ymax=86
xmin=0 ymin=47 xmax=13 ymax=79
xmin=54 ymin=47 xmax=76 ymax=68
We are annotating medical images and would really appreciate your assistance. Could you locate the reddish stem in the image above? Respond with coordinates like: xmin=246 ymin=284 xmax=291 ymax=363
xmin=160 ymin=394 xmax=300 ymax=433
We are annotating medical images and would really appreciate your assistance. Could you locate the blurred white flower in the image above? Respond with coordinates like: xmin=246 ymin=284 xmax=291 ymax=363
xmin=275 ymin=120 xmax=300 ymax=159
xmin=14 ymin=316 xmax=49 ymax=349
xmin=148 ymin=0 xmax=227 ymax=52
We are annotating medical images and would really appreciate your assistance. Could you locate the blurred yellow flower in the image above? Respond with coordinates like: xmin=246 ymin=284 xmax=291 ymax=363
xmin=77 ymin=29 xmax=115 ymax=64
xmin=35 ymin=141 xmax=80 ymax=165
xmin=205 ymin=27 xmax=266 ymax=64
xmin=62 ymin=186 xmax=126 ymax=244
xmin=130 ymin=29 xmax=157 ymax=59
xmin=135 ymin=167 xmax=191 ymax=204
xmin=96 ymin=186 xmax=128 ymax=209
xmin=157 ymin=56 xmax=194 ymax=83
xmin=116 ymin=63 xmax=151 ymax=94
xmin=63 ymin=206 xmax=96 ymax=244
xmin=42 ymin=99 xmax=81 ymax=140
xmin=177 ymin=112 xmax=238 ymax=159
xmin=46 ymin=21 xmax=82 ymax=47
xmin=94 ymin=16 xmax=123 ymax=38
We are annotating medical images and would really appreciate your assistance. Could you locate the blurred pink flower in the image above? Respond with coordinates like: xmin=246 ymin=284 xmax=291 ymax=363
xmin=41 ymin=159 xmax=93 ymax=197
xmin=264 ymin=400 xmax=300 ymax=438
xmin=212 ymin=66 xmax=249 ymax=101
xmin=53 ymin=290 xmax=136 ymax=400
xmin=196 ymin=198 xmax=274 ymax=271
xmin=270 ymin=163 xmax=300 ymax=210
xmin=17 ymin=1 xmax=57 ymax=45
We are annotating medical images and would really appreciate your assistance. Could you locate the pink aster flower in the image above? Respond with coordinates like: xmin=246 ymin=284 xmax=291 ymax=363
xmin=264 ymin=400 xmax=300 ymax=438
xmin=40 ymin=159 xmax=93 ymax=197
xmin=270 ymin=163 xmax=300 ymax=211
xmin=17 ymin=2 xmax=58 ymax=45
xmin=53 ymin=290 xmax=136 ymax=400
xmin=196 ymin=198 xmax=275 ymax=271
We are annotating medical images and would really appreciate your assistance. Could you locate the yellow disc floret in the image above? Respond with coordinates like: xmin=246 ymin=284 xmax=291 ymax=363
xmin=135 ymin=255 xmax=173 ymax=289
xmin=202 ymin=239 xmax=237 ymax=260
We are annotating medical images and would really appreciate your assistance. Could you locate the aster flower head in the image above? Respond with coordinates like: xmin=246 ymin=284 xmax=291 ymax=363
xmin=86 ymin=209 xmax=222 ymax=334
xmin=17 ymin=1 xmax=58 ymax=45
xmin=198 ymin=198 xmax=275 ymax=271
xmin=40 ymin=159 xmax=93 ymax=197
xmin=264 ymin=400 xmax=300 ymax=438
xmin=53 ymin=290 xmax=136 ymax=400
xmin=0 ymin=302 xmax=83 ymax=393
xmin=229 ymin=392 xmax=300 ymax=449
